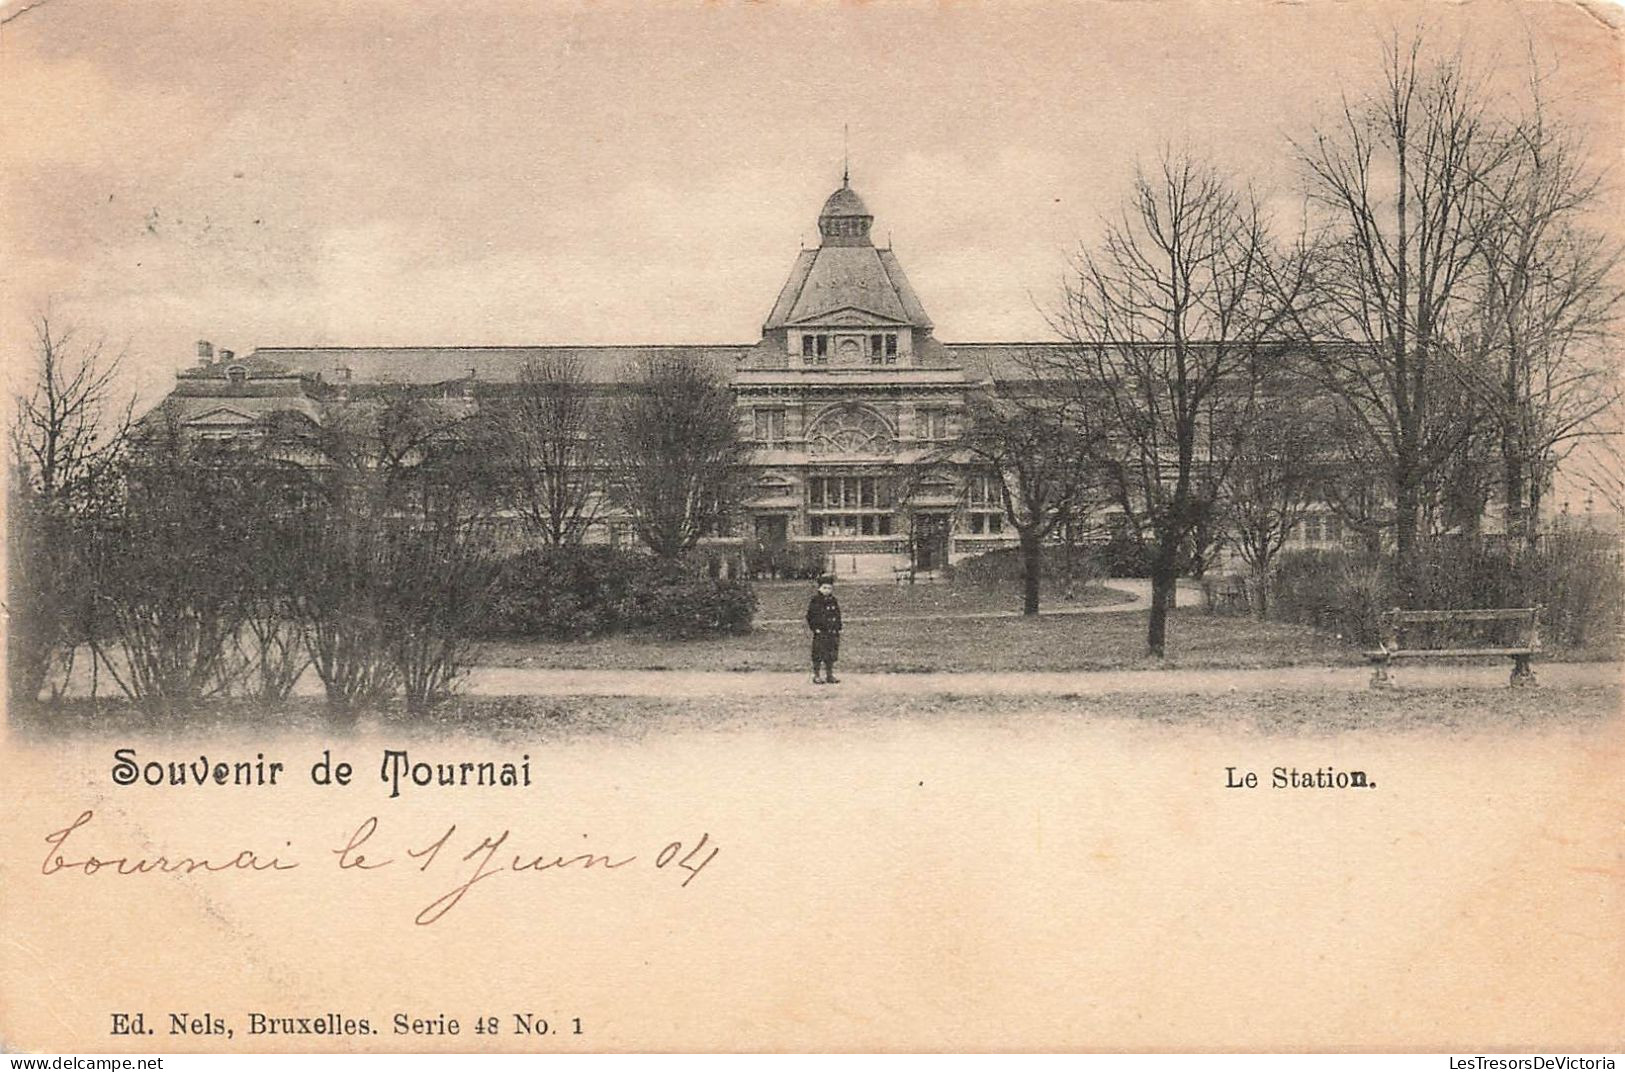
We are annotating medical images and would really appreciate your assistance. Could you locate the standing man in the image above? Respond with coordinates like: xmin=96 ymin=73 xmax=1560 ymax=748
xmin=805 ymin=573 xmax=843 ymax=684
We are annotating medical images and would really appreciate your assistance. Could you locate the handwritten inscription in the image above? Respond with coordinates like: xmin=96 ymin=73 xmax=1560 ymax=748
xmin=41 ymin=810 xmax=718 ymax=926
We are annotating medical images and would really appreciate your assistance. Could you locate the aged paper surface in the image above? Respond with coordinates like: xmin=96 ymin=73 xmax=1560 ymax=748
xmin=2 ymin=0 xmax=1623 ymax=1054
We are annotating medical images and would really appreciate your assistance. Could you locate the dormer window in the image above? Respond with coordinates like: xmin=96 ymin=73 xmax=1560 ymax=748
xmin=801 ymin=334 xmax=829 ymax=364
xmin=225 ymin=365 xmax=247 ymax=387
xmin=869 ymin=333 xmax=899 ymax=364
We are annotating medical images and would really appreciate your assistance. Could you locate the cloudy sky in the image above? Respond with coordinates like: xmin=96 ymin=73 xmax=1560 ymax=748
xmin=2 ymin=0 xmax=1620 ymax=408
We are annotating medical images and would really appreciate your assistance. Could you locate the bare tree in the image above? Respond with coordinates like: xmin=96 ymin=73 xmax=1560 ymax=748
xmin=1049 ymin=151 xmax=1294 ymax=656
xmin=1289 ymin=34 xmax=1510 ymax=560
xmin=491 ymin=353 xmax=605 ymax=547
xmin=1223 ymin=390 xmax=1326 ymax=617
xmin=961 ymin=381 xmax=1101 ymax=615
xmin=608 ymin=355 xmax=749 ymax=560
xmin=1452 ymin=84 xmax=1623 ymax=544
xmin=294 ymin=394 xmax=492 ymax=710
xmin=11 ymin=311 xmax=132 ymax=507
xmin=7 ymin=312 xmax=133 ymax=703
xmin=84 ymin=417 xmax=271 ymax=709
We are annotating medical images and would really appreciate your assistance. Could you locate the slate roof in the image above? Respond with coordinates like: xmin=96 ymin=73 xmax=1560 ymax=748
xmin=226 ymin=345 xmax=751 ymax=386
xmin=762 ymin=246 xmax=934 ymax=330
xmin=762 ymin=251 xmax=818 ymax=330
xmin=944 ymin=342 xmax=1068 ymax=382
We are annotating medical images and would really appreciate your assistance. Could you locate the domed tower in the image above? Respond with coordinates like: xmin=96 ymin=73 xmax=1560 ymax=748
xmin=817 ymin=178 xmax=874 ymax=247
xmin=761 ymin=173 xmax=934 ymax=365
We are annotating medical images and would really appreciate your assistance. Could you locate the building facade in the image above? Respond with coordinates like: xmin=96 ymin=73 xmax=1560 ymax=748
xmin=156 ymin=173 xmax=1386 ymax=576
xmin=158 ymin=175 xmax=1062 ymax=577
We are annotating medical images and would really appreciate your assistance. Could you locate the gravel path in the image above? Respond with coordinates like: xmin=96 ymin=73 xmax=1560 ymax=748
xmin=753 ymin=577 xmax=1194 ymax=625
xmin=464 ymin=660 xmax=1621 ymax=697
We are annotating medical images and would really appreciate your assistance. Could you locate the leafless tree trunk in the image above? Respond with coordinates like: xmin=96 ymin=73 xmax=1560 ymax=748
xmin=1452 ymin=82 xmax=1623 ymax=545
xmin=1289 ymin=35 xmax=1508 ymax=564
xmin=961 ymin=377 xmax=1102 ymax=615
xmin=1048 ymin=151 xmax=1296 ymax=657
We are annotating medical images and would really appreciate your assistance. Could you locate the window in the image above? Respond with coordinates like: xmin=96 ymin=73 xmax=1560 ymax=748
xmin=1298 ymin=513 xmax=1341 ymax=545
xmin=226 ymin=365 xmax=247 ymax=387
xmin=918 ymin=408 xmax=948 ymax=441
xmin=808 ymin=476 xmax=894 ymax=508
xmin=756 ymin=475 xmax=794 ymax=496
xmin=967 ymin=472 xmax=1002 ymax=507
xmin=807 ymin=476 xmax=895 ymax=538
xmin=868 ymin=333 xmax=899 ymax=364
xmin=801 ymin=334 xmax=829 ymax=364
xmin=810 ymin=514 xmax=892 ymax=537
xmin=753 ymin=408 xmax=786 ymax=444
xmin=968 ymin=513 xmax=1004 ymax=535
xmin=807 ymin=405 xmax=895 ymax=455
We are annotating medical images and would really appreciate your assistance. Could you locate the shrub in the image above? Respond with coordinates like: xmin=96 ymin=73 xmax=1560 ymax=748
xmin=1269 ymin=536 xmax=1624 ymax=651
xmin=1095 ymin=526 xmax=1153 ymax=578
xmin=1268 ymin=549 xmax=1388 ymax=645
xmin=952 ymin=545 xmax=1106 ymax=596
xmin=479 ymin=546 xmax=756 ymax=640
xmin=384 ymin=528 xmax=498 ymax=710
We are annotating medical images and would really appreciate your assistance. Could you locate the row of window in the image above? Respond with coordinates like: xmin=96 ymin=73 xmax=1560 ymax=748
xmin=1297 ymin=514 xmax=1345 ymax=544
xmin=809 ymin=514 xmax=895 ymax=537
xmin=803 ymin=513 xmax=1005 ymax=537
xmin=799 ymin=333 xmax=900 ymax=365
xmin=750 ymin=406 xmax=950 ymax=444
xmin=808 ymin=475 xmax=894 ymax=509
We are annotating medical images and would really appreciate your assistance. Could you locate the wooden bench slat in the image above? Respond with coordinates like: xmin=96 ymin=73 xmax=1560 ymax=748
xmin=1389 ymin=647 xmax=1537 ymax=659
xmin=1388 ymin=609 xmax=1537 ymax=623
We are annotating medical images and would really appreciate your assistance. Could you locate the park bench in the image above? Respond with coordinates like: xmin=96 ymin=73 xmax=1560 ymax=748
xmin=1365 ymin=606 xmax=1542 ymax=688
xmin=892 ymin=560 xmax=916 ymax=586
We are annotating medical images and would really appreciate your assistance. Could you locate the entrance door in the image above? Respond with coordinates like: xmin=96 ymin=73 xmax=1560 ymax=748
xmin=753 ymin=515 xmax=789 ymax=578
xmin=911 ymin=514 xmax=951 ymax=573
xmin=755 ymin=515 xmax=788 ymax=546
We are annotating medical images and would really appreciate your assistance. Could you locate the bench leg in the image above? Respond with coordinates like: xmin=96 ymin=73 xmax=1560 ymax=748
xmin=1510 ymin=655 xmax=1537 ymax=688
xmin=1369 ymin=659 xmax=1394 ymax=690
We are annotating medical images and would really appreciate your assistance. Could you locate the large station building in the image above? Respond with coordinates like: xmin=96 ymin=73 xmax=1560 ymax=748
xmin=159 ymin=174 xmax=1068 ymax=577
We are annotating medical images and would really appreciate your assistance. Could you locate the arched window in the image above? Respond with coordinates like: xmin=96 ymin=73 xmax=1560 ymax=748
xmin=806 ymin=405 xmax=896 ymax=455
xmin=225 ymin=365 xmax=247 ymax=387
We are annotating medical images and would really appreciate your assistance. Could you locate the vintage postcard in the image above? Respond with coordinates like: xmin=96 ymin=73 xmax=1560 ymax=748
xmin=2 ymin=0 xmax=1622 ymax=1055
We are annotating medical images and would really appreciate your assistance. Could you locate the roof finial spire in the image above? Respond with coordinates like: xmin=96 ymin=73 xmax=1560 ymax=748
xmin=842 ymin=123 xmax=850 ymax=187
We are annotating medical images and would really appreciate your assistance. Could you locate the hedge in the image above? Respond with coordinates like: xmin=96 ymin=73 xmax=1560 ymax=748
xmin=479 ymin=546 xmax=756 ymax=639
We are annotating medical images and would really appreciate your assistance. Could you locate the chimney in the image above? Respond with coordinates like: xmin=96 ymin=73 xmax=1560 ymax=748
xmin=196 ymin=340 xmax=214 ymax=366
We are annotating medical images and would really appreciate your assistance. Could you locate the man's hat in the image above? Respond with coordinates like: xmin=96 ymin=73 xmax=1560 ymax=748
xmin=817 ymin=574 xmax=835 ymax=586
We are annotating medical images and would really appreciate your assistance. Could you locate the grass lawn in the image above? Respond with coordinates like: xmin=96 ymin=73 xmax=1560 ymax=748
xmin=474 ymin=606 xmax=1364 ymax=673
xmin=14 ymin=683 xmax=1618 ymax=740
xmin=751 ymin=580 xmax=1131 ymax=620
